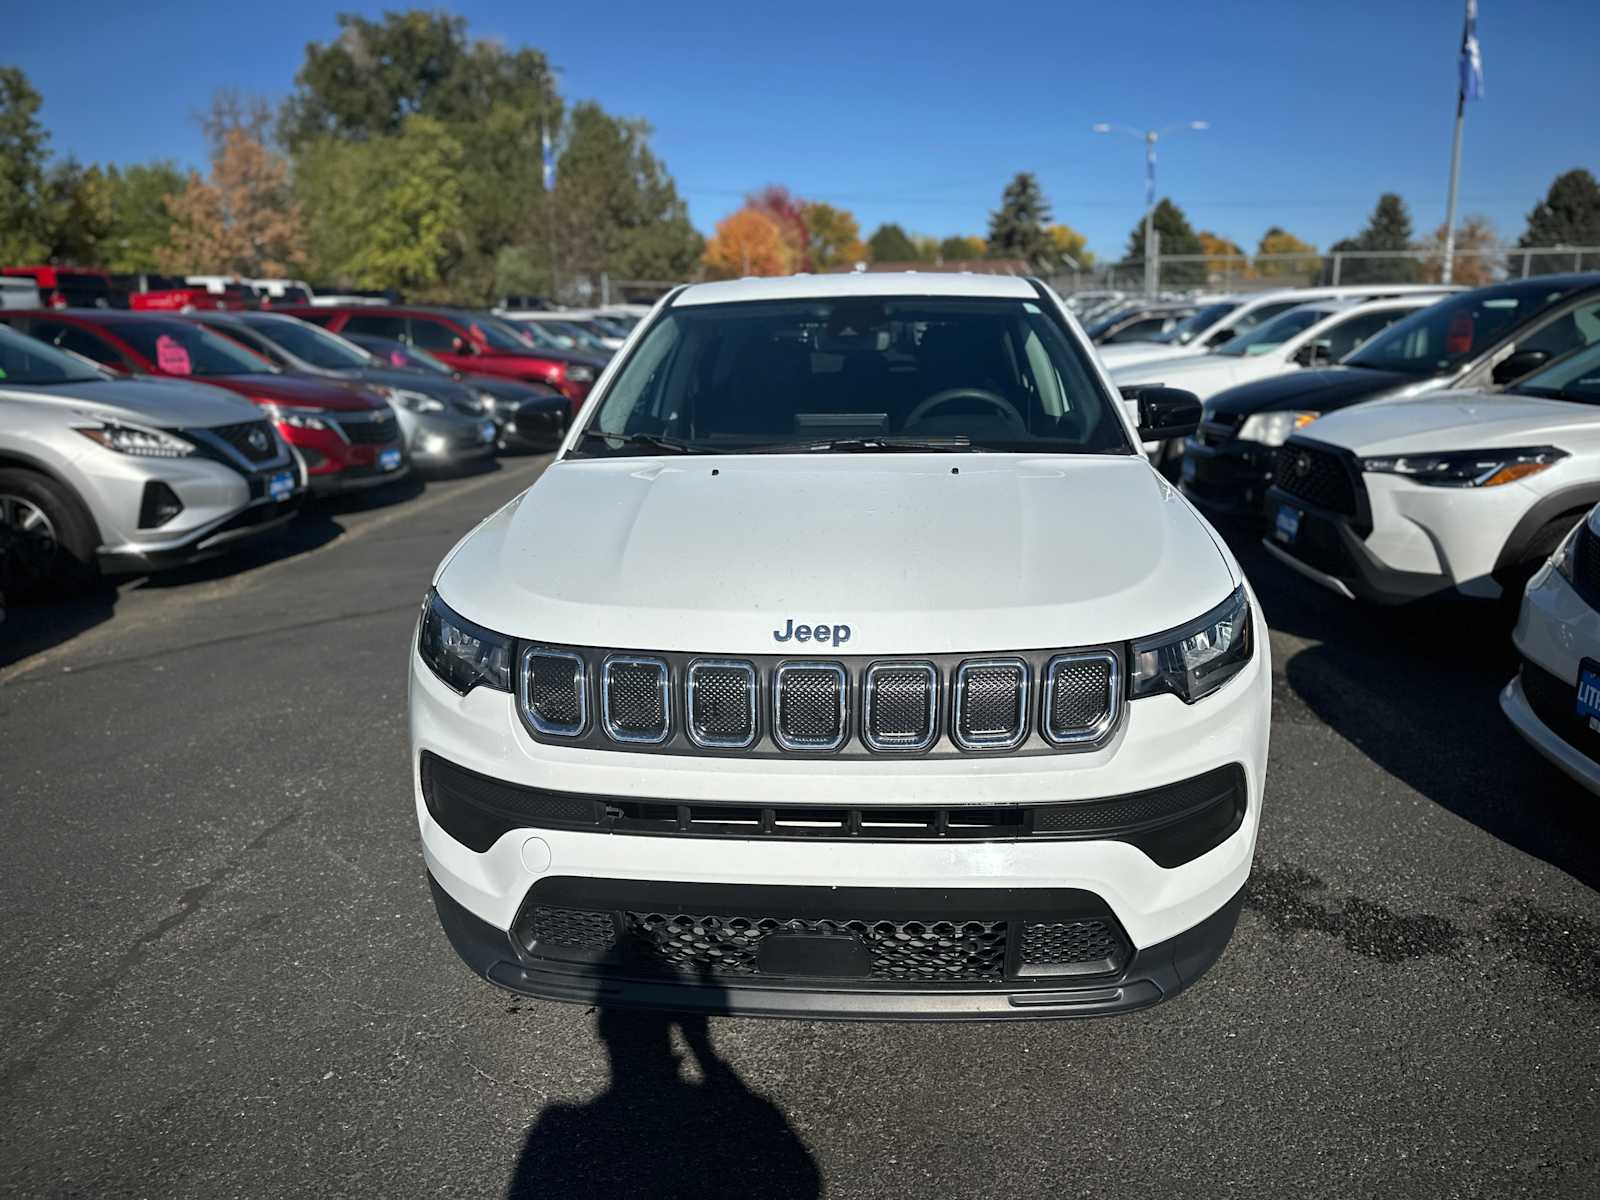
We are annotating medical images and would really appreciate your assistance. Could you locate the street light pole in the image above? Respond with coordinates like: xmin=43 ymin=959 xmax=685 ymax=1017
xmin=1094 ymin=120 xmax=1208 ymax=296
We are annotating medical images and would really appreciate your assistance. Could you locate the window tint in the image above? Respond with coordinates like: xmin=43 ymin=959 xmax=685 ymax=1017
xmin=585 ymin=297 xmax=1130 ymax=456
xmin=28 ymin=321 xmax=126 ymax=368
xmin=339 ymin=314 xmax=407 ymax=338
xmin=409 ymin=318 xmax=461 ymax=351
xmin=1321 ymin=309 xmax=1410 ymax=361
xmin=1345 ymin=284 xmax=1583 ymax=376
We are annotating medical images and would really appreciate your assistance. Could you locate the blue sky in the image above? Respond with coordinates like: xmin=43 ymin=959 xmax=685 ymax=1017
xmin=10 ymin=0 xmax=1594 ymax=261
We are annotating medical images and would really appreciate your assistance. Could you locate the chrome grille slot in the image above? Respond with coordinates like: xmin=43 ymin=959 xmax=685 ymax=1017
xmin=953 ymin=659 xmax=1028 ymax=750
xmin=686 ymin=660 xmax=757 ymax=749
xmin=863 ymin=662 xmax=938 ymax=751
xmin=519 ymin=647 xmax=587 ymax=737
xmin=1043 ymin=651 xmax=1119 ymax=746
xmin=773 ymin=662 xmax=848 ymax=751
xmin=602 ymin=656 xmax=670 ymax=744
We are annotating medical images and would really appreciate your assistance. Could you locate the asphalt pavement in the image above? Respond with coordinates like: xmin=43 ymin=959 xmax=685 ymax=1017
xmin=2 ymin=456 xmax=1597 ymax=1199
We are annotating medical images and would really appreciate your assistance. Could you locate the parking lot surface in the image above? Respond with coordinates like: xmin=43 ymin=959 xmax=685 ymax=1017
xmin=2 ymin=457 xmax=1597 ymax=1199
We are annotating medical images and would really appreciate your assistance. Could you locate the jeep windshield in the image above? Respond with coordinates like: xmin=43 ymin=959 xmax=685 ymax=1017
xmin=579 ymin=296 xmax=1133 ymax=455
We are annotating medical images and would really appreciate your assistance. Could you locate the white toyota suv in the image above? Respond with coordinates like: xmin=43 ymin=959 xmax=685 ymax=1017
xmin=409 ymin=273 xmax=1271 ymax=1019
xmin=1264 ymin=338 xmax=1600 ymax=606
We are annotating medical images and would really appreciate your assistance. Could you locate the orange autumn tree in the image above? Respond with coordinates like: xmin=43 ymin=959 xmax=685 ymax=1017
xmin=159 ymin=99 xmax=305 ymax=276
xmin=702 ymin=207 xmax=793 ymax=278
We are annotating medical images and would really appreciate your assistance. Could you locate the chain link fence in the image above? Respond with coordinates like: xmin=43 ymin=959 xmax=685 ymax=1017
xmin=1053 ymin=245 xmax=1600 ymax=297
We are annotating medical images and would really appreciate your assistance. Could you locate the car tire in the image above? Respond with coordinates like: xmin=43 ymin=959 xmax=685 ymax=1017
xmin=1494 ymin=513 xmax=1583 ymax=619
xmin=0 ymin=468 xmax=99 ymax=598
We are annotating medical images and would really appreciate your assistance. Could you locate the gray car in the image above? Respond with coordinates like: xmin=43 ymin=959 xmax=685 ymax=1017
xmin=186 ymin=312 xmax=498 ymax=470
xmin=0 ymin=325 xmax=305 ymax=593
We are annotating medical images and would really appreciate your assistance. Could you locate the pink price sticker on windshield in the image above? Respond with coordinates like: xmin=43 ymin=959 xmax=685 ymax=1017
xmin=155 ymin=334 xmax=193 ymax=375
xmin=390 ymin=351 xmax=408 ymax=367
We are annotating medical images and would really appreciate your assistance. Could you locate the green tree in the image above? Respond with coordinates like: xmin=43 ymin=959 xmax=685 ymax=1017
xmin=803 ymin=201 xmax=866 ymax=269
xmin=1256 ymin=226 xmax=1318 ymax=279
xmin=1332 ymin=192 xmax=1418 ymax=283
xmin=1518 ymin=169 xmax=1600 ymax=273
xmin=1125 ymin=198 xmax=1205 ymax=285
xmin=101 ymin=162 xmax=186 ymax=272
xmin=939 ymin=235 xmax=986 ymax=261
xmin=41 ymin=159 xmax=114 ymax=264
xmin=866 ymin=223 xmax=917 ymax=263
xmin=987 ymin=172 xmax=1053 ymax=266
xmin=551 ymin=102 xmax=702 ymax=294
xmin=0 ymin=67 xmax=51 ymax=262
xmin=282 ymin=10 xmax=560 ymax=299
xmin=298 ymin=116 xmax=464 ymax=292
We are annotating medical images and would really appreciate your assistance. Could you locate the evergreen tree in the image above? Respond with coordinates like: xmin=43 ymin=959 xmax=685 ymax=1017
xmin=1124 ymin=198 xmax=1205 ymax=285
xmin=987 ymin=172 xmax=1054 ymax=267
xmin=866 ymin=223 xmax=917 ymax=263
xmin=1518 ymin=169 xmax=1600 ymax=273
xmin=1332 ymin=192 xmax=1418 ymax=283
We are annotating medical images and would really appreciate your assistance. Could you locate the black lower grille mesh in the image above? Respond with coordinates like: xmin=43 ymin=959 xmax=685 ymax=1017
xmin=524 ymin=906 xmax=616 ymax=950
xmin=1018 ymin=920 xmax=1127 ymax=975
xmin=1273 ymin=443 xmax=1358 ymax=515
xmin=624 ymin=912 xmax=1009 ymax=981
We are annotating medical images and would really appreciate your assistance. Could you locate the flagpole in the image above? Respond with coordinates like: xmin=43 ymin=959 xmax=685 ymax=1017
xmin=1442 ymin=90 xmax=1464 ymax=285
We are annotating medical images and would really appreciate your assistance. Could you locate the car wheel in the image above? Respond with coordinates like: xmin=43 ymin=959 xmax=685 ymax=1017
xmin=0 ymin=469 xmax=98 ymax=598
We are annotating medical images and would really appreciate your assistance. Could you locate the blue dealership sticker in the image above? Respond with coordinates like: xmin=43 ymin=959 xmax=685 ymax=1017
xmin=479 ymin=419 xmax=497 ymax=442
xmin=1576 ymin=661 xmax=1600 ymax=730
xmin=1274 ymin=505 xmax=1301 ymax=545
xmin=268 ymin=470 xmax=295 ymax=501
xmin=379 ymin=447 xmax=402 ymax=471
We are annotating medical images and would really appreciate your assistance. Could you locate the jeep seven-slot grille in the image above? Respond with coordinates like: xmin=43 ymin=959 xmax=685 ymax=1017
xmin=514 ymin=649 xmax=1122 ymax=756
xmin=1273 ymin=443 xmax=1359 ymax=515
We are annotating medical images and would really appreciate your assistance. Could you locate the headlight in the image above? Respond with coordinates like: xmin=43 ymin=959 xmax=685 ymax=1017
xmin=1236 ymin=411 xmax=1318 ymax=446
xmin=476 ymin=390 xmax=502 ymax=410
xmin=1361 ymin=445 xmax=1566 ymax=488
xmin=260 ymin=403 xmax=328 ymax=431
xmin=418 ymin=589 xmax=512 ymax=694
xmin=389 ymin=387 xmax=445 ymax=414
xmin=566 ymin=365 xmax=595 ymax=384
xmin=75 ymin=423 xmax=195 ymax=458
xmin=1131 ymin=586 xmax=1253 ymax=704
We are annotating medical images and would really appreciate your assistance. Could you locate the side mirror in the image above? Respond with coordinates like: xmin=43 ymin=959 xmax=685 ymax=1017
xmin=1123 ymin=385 xmax=1202 ymax=441
xmin=1492 ymin=348 xmax=1550 ymax=385
xmin=1293 ymin=341 xmax=1332 ymax=368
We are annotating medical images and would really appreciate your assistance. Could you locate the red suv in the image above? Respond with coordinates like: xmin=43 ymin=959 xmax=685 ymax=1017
xmin=285 ymin=306 xmax=605 ymax=416
xmin=3 ymin=266 xmax=127 ymax=309
xmin=2 ymin=311 xmax=408 ymax=495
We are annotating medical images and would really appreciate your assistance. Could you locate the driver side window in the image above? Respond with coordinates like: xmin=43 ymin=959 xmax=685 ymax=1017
xmin=409 ymin=318 xmax=460 ymax=351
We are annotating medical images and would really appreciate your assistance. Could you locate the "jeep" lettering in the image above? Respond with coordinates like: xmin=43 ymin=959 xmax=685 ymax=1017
xmin=773 ymin=618 xmax=852 ymax=646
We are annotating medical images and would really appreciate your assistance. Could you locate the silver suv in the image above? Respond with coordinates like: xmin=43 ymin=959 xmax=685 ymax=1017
xmin=0 ymin=325 xmax=305 ymax=593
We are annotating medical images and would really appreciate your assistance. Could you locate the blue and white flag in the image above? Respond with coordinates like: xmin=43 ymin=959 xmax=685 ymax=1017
xmin=542 ymin=127 xmax=556 ymax=189
xmin=1460 ymin=0 xmax=1484 ymax=101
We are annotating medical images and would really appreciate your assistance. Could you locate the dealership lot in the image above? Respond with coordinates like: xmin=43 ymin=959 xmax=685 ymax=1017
xmin=1 ymin=459 xmax=1596 ymax=1199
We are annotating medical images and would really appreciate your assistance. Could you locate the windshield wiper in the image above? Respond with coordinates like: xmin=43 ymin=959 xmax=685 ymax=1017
xmin=576 ymin=430 xmax=717 ymax=455
xmin=748 ymin=435 xmax=978 ymax=454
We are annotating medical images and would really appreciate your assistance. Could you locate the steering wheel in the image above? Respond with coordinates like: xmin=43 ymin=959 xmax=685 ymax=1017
xmin=903 ymin=387 xmax=1026 ymax=431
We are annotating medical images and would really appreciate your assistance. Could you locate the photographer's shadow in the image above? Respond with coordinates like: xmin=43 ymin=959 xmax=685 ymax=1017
xmin=507 ymin=977 xmax=820 ymax=1200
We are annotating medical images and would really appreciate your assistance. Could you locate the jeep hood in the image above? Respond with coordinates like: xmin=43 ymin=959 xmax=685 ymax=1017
xmin=436 ymin=455 xmax=1238 ymax=654
xmin=1298 ymin=389 xmax=1600 ymax=456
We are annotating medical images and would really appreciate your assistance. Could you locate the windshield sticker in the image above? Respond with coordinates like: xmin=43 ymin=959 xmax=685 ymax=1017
xmin=390 ymin=351 xmax=408 ymax=367
xmin=155 ymin=334 xmax=193 ymax=375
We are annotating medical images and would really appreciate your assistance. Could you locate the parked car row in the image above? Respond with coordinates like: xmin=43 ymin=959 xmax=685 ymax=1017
xmin=1093 ymin=272 xmax=1600 ymax=795
xmin=0 ymin=300 xmax=591 ymax=597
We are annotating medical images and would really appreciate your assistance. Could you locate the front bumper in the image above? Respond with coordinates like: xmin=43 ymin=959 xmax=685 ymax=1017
xmin=1262 ymin=485 xmax=1442 ymax=605
xmin=1501 ymin=562 xmax=1600 ymax=794
xmin=409 ymin=602 xmax=1270 ymax=1019
xmin=1180 ymin=434 xmax=1275 ymax=521
xmin=409 ymin=413 xmax=498 ymax=466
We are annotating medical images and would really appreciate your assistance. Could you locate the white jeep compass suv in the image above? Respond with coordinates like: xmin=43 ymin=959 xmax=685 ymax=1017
xmin=409 ymin=273 xmax=1271 ymax=1019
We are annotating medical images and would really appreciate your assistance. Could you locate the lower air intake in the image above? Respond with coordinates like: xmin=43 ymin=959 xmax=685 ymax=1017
xmin=1017 ymin=919 xmax=1128 ymax=977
